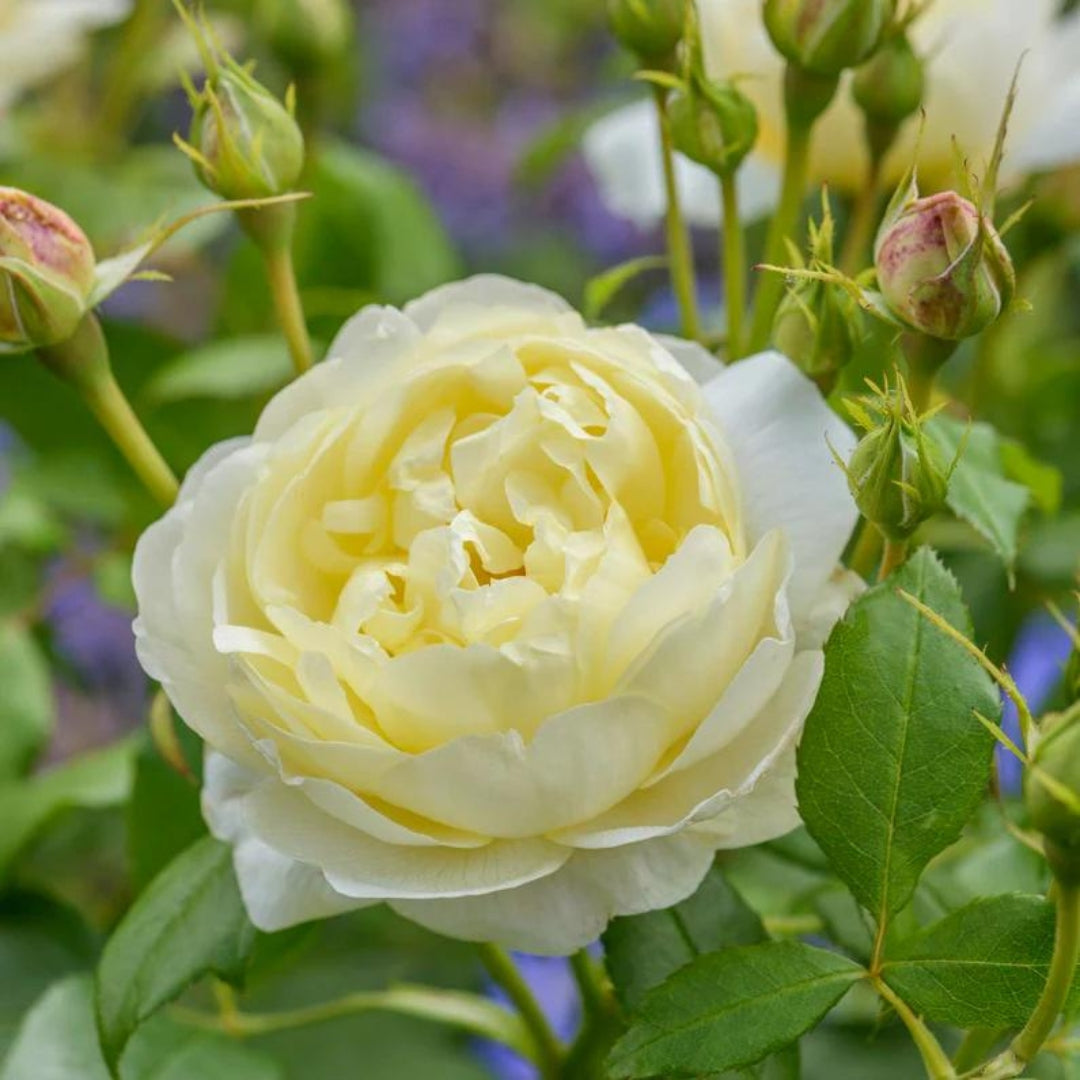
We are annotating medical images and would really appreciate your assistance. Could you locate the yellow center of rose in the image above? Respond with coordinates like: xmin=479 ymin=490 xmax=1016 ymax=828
xmin=215 ymin=327 xmax=744 ymax=756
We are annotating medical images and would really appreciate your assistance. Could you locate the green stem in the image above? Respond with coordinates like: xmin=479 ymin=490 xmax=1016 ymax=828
xmin=901 ymin=333 xmax=958 ymax=414
xmin=747 ymin=121 xmax=812 ymax=352
xmin=849 ymin=521 xmax=884 ymax=580
xmin=1010 ymin=881 xmax=1080 ymax=1063
xmin=174 ymin=983 xmax=535 ymax=1061
xmin=85 ymin=371 xmax=179 ymax=508
xmin=263 ymin=243 xmax=314 ymax=375
xmin=875 ymin=979 xmax=957 ymax=1080
xmin=720 ymin=172 xmax=747 ymax=360
xmin=953 ymin=1028 xmax=1003 ymax=1073
xmin=478 ymin=944 xmax=563 ymax=1079
xmin=569 ymin=950 xmax=614 ymax=1023
xmin=37 ymin=315 xmax=178 ymax=508
xmin=879 ymin=539 xmax=910 ymax=582
xmin=653 ymin=85 xmax=701 ymax=342
xmin=839 ymin=150 xmax=884 ymax=276
xmin=240 ymin=204 xmax=314 ymax=376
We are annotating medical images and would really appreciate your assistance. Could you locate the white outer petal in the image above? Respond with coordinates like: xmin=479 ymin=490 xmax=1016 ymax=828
xmin=700 ymin=351 xmax=857 ymax=621
xmin=403 ymin=274 xmax=574 ymax=330
xmin=391 ymin=833 xmax=717 ymax=956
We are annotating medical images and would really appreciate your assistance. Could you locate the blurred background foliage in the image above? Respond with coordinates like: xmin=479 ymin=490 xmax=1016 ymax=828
xmin=1 ymin=1 xmax=1078 ymax=1078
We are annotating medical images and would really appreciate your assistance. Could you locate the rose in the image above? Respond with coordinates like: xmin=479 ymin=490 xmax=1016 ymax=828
xmin=133 ymin=276 xmax=858 ymax=955
xmin=584 ymin=0 xmax=1080 ymax=228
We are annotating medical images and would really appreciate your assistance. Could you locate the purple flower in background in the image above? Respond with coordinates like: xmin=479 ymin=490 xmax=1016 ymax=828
xmin=474 ymin=954 xmax=584 ymax=1079
xmin=998 ymin=612 xmax=1076 ymax=793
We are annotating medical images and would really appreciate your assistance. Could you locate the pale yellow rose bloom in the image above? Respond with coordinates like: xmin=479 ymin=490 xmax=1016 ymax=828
xmin=585 ymin=0 xmax=1080 ymax=227
xmin=133 ymin=277 xmax=858 ymax=954
xmin=0 ymin=0 xmax=132 ymax=109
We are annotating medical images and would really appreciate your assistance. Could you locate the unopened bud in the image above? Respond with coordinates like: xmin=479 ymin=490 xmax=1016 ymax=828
xmin=875 ymin=191 xmax=1015 ymax=341
xmin=669 ymin=77 xmax=758 ymax=177
xmin=257 ymin=0 xmax=353 ymax=73
xmin=180 ymin=7 xmax=305 ymax=202
xmin=764 ymin=0 xmax=893 ymax=77
xmin=607 ymin=0 xmax=687 ymax=64
xmin=844 ymin=381 xmax=951 ymax=541
xmin=773 ymin=198 xmax=858 ymax=392
xmin=1026 ymin=704 xmax=1080 ymax=884
xmin=853 ymin=32 xmax=923 ymax=126
xmin=0 ymin=188 xmax=96 ymax=353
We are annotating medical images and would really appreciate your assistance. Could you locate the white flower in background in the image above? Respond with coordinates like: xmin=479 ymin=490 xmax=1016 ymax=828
xmin=0 ymin=0 xmax=132 ymax=108
xmin=133 ymin=276 xmax=858 ymax=955
xmin=585 ymin=0 xmax=1080 ymax=227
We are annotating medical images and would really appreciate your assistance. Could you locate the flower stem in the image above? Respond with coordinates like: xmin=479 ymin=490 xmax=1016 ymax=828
xmin=174 ymin=983 xmax=536 ymax=1061
xmin=952 ymin=1028 xmax=1003 ymax=1073
xmin=239 ymin=204 xmax=314 ymax=376
xmin=720 ymin=173 xmax=747 ymax=360
xmin=849 ymin=521 xmax=884 ymax=580
xmin=653 ymin=85 xmax=701 ymax=343
xmin=477 ymin=944 xmax=563 ymax=1079
xmin=874 ymin=978 xmax=957 ymax=1080
xmin=993 ymin=881 xmax=1080 ymax=1076
xmin=879 ymin=539 xmax=910 ymax=582
xmin=569 ymin=949 xmax=614 ymax=1022
xmin=747 ymin=122 xmax=811 ymax=352
xmin=839 ymin=155 xmax=884 ymax=276
xmin=37 ymin=314 xmax=178 ymax=508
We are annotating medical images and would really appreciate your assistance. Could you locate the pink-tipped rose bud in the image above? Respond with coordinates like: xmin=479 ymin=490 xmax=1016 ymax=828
xmin=874 ymin=191 xmax=1015 ymax=342
xmin=0 ymin=188 xmax=96 ymax=353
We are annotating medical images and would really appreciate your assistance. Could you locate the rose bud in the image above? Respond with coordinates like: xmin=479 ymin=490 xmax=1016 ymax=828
xmin=180 ymin=8 xmax=305 ymax=202
xmin=1026 ymin=705 xmax=1080 ymax=884
xmin=668 ymin=75 xmax=758 ymax=177
xmin=0 ymin=187 xmax=96 ymax=353
xmin=774 ymin=280 xmax=857 ymax=395
xmin=257 ymin=0 xmax=353 ymax=74
xmin=845 ymin=382 xmax=951 ymax=541
xmin=773 ymin=197 xmax=858 ymax=393
xmin=875 ymin=191 xmax=1016 ymax=342
xmin=853 ymin=32 xmax=924 ymax=127
xmin=764 ymin=0 xmax=894 ymax=77
xmin=607 ymin=0 xmax=687 ymax=64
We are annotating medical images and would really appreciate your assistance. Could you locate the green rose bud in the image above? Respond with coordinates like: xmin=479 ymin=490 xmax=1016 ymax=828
xmin=1026 ymin=704 xmax=1080 ymax=884
xmin=257 ymin=0 xmax=353 ymax=73
xmin=775 ymin=281 xmax=857 ymax=393
xmin=844 ymin=381 xmax=952 ymax=541
xmin=773 ymin=197 xmax=858 ymax=392
xmin=764 ymin=0 xmax=893 ymax=77
xmin=180 ymin=7 xmax=305 ymax=203
xmin=607 ymin=0 xmax=687 ymax=64
xmin=0 ymin=188 xmax=96 ymax=354
xmin=875 ymin=191 xmax=1016 ymax=341
xmin=668 ymin=77 xmax=758 ymax=177
xmin=853 ymin=32 xmax=924 ymax=126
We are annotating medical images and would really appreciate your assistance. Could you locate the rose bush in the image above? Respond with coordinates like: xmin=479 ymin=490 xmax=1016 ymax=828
xmin=133 ymin=276 xmax=858 ymax=954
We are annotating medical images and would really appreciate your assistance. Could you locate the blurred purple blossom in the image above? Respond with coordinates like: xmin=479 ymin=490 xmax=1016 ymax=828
xmin=998 ymin=612 xmax=1076 ymax=793
xmin=359 ymin=0 xmax=648 ymax=262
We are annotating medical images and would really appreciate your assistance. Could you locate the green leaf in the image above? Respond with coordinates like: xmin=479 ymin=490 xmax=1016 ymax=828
xmin=584 ymin=256 xmax=668 ymax=321
xmin=143 ymin=336 xmax=295 ymax=404
xmin=95 ymin=837 xmax=255 ymax=1072
xmin=881 ymin=894 xmax=1058 ymax=1028
xmin=603 ymin=865 xmax=765 ymax=1012
xmin=795 ymin=548 xmax=1000 ymax=929
xmin=0 ymin=740 xmax=136 ymax=879
xmin=1000 ymin=437 xmax=1063 ymax=516
xmin=1 ymin=976 xmax=283 ymax=1080
xmin=607 ymin=942 xmax=864 ymax=1078
xmin=125 ymin=739 xmax=206 ymax=893
xmin=0 ymin=622 xmax=54 ymax=780
xmin=926 ymin=416 xmax=1030 ymax=570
